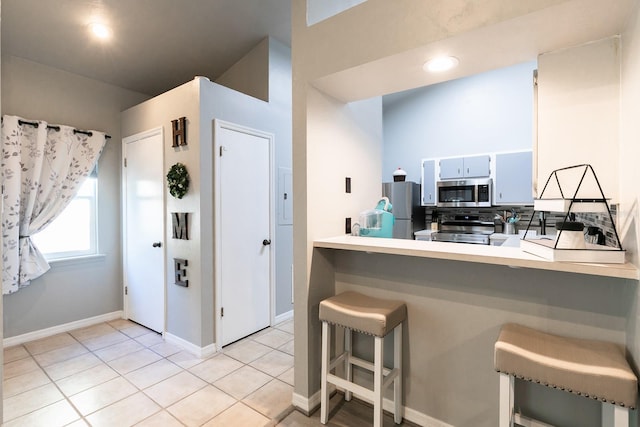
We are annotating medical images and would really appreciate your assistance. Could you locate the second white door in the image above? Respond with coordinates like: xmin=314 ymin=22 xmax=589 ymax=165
xmin=216 ymin=120 xmax=272 ymax=347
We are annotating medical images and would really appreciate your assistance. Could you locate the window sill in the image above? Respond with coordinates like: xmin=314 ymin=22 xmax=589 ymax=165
xmin=46 ymin=254 xmax=107 ymax=267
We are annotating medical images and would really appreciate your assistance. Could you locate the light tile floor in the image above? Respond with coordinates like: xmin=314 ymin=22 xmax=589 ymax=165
xmin=3 ymin=319 xmax=295 ymax=426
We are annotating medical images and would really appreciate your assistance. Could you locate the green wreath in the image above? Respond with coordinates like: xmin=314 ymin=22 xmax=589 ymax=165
xmin=167 ymin=163 xmax=190 ymax=199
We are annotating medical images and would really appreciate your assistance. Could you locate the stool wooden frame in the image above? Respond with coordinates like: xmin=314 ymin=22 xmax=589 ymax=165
xmin=320 ymin=321 xmax=403 ymax=427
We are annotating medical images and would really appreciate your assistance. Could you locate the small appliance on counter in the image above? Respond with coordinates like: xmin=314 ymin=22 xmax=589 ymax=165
xmin=359 ymin=197 xmax=394 ymax=238
xmin=382 ymin=181 xmax=425 ymax=239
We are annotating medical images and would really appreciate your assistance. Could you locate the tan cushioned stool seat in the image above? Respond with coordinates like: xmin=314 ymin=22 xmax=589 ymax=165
xmin=319 ymin=291 xmax=407 ymax=337
xmin=494 ymin=323 xmax=638 ymax=408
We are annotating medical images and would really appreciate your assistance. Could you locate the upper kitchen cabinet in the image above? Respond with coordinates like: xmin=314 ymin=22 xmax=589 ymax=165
xmin=439 ymin=155 xmax=491 ymax=180
xmin=537 ymin=37 xmax=619 ymax=202
xmin=495 ymin=151 xmax=533 ymax=205
xmin=421 ymin=159 xmax=437 ymax=206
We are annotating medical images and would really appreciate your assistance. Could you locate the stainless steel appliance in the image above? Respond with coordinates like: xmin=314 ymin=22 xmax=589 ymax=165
xmin=437 ymin=178 xmax=492 ymax=208
xmin=382 ymin=181 xmax=425 ymax=239
xmin=431 ymin=214 xmax=495 ymax=245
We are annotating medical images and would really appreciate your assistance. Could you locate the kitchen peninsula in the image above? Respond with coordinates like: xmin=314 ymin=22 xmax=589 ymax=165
xmin=311 ymin=235 xmax=637 ymax=426
xmin=314 ymin=235 xmax=638 ymax=280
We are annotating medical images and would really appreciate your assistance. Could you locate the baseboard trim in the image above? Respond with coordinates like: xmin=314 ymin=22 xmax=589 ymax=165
xmin=164 ymin=332 xmax=217 ymax=358
xmin=292 ymin=390 xmax=322 ymax=416
xmin=3 ymin=311 xmax=124 ymax=347
xmin=275 ymin=310 xmax=293 ymax=325
xmin=292 ymin=389 xmax=453 ymax=427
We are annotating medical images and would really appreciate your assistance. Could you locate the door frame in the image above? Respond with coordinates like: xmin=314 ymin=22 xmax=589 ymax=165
xmin=213 ymin=119 xmax=275 ymax=350
xmin=122 ymin=127 xmax=166 ymax=333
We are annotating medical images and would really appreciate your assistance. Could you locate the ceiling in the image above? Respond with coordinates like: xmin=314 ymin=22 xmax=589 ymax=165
xmin=313 ymin=0 xmax=637 ymax=102
xmin=1 ymin=0 xmax=291 ymax=97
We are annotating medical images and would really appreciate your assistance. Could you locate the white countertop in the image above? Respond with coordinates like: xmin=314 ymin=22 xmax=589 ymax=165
xmin=313 ymin=235 xmax=639 ymax=280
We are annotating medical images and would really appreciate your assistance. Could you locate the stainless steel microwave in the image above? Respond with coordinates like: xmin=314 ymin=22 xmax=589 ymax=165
xmin=437 ymin=178 xmax=492 ymax=208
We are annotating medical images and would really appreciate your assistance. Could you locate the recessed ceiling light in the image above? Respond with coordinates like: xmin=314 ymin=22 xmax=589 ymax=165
xmin=89 ymin=22 xmax=112 ymax=40
xmin=423 ymin=56 xmax=459 ymax=73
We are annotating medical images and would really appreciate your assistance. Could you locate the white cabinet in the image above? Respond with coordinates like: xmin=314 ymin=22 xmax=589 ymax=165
xmin=439 ymin=157 xmax=463 ymax=179
xmin=439 ymin=155 xmax=491 ymax=179
xmin=495 ymin=151 xmax=533 ymax=205
xmin=421 ymin=159 xmax=437 ymax=206
xmin=537 ymin=38 xmax=619 ymax=202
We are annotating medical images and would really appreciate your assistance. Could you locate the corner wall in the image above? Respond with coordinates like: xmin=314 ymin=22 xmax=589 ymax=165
xmin=122 ymin=41 xmax=293 ymax=349
xmin=121 ymin=79 xmax=204 ymax=346
xmin=1 ymin=56 xmax=149 ymax=338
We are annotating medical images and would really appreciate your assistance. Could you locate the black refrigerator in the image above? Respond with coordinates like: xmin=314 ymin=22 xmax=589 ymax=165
xmin=382 ymin=181 xmax=425 ymax=239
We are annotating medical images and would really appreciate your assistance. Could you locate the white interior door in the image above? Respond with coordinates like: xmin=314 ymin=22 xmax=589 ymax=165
xmin=123 ymin=128 xmax=165 ymax=333
xmin=216 ymin=120 xmax=272 ymax=347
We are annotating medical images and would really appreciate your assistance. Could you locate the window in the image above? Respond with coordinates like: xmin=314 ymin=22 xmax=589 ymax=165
xmin=32 ymin=177 xmax=98 ymax=260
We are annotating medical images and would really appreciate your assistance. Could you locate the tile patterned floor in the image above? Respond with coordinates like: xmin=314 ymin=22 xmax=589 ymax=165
xmin=3 ymin=319 xmax=295 ymax=426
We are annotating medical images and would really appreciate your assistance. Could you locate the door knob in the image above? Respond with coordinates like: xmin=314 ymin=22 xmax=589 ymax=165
xmin=262 ymin=239 xmax=271 ymax=246
xmin=152 ymin=242 xmax=162 ymax=248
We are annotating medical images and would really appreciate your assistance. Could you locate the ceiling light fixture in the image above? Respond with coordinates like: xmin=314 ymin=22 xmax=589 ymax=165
xmin=423 ymin=56 xmax=459 ymax=73
xmin=89 ymin=22 xmax=112 ymax=40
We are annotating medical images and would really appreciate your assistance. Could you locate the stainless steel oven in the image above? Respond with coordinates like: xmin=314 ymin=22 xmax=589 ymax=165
xmin=437 ymin=178 xmax=492 ymax=208
xmin=431 ymin=214 xmax=495 ymax=245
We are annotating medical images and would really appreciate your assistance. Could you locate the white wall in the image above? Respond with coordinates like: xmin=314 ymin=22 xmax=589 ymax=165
xmin=620 ymin=2 xmax=640 ymax=269
xmin=383 ymin=61 xmax=536 ymax=183
xmin=620 ymin=5 xmax=640 ymax=423
xmin=1 ymin=56 xmax=149 ymax=338
xmin=537 ymin=37 xmax=620 ymax=201
xmin=215 ymin=38 xmax=270 ymax=102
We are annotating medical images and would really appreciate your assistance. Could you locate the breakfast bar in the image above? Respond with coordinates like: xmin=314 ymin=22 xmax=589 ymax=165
xmin=314 ymin=235 xmax=639 ymax=280
xmin=309 ymin=236 xmax=638 ymax=426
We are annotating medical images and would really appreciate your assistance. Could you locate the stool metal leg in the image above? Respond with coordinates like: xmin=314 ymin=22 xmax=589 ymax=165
xmin=373 ymin=335 xmax=384 ymax=427
xmin=344 ymin=327 xmax=352 ymax=401
xmin=394 ymin=322 xmax=403 ymax=424
xmin=499 ymin=372 xmax=514 ymax=427
xmin=601 ymin=402 xmax=629 ymax=427
xmin=320 ymin=321 xmax=330 ymax=424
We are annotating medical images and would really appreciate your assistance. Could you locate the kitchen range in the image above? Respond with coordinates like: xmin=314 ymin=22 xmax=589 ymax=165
xmin=430 ymin=213 xmax=495 ymax=245
xmin=430 ymin=177 xmax=496 ymax=244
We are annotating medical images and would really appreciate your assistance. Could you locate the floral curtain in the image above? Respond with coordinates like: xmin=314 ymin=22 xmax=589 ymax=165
xmin=1 ymin=115 xmax=107 ymax=295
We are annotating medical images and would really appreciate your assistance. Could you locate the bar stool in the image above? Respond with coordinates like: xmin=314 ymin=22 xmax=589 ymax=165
xmin=319 ymin=291 xmax=407 ymax=427
xmin=494 ymin=323 xmax=637 ymax=427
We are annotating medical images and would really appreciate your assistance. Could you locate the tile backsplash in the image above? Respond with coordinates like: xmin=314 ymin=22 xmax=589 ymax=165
xmin=574 ymin=205 xmax=619 ymax=248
